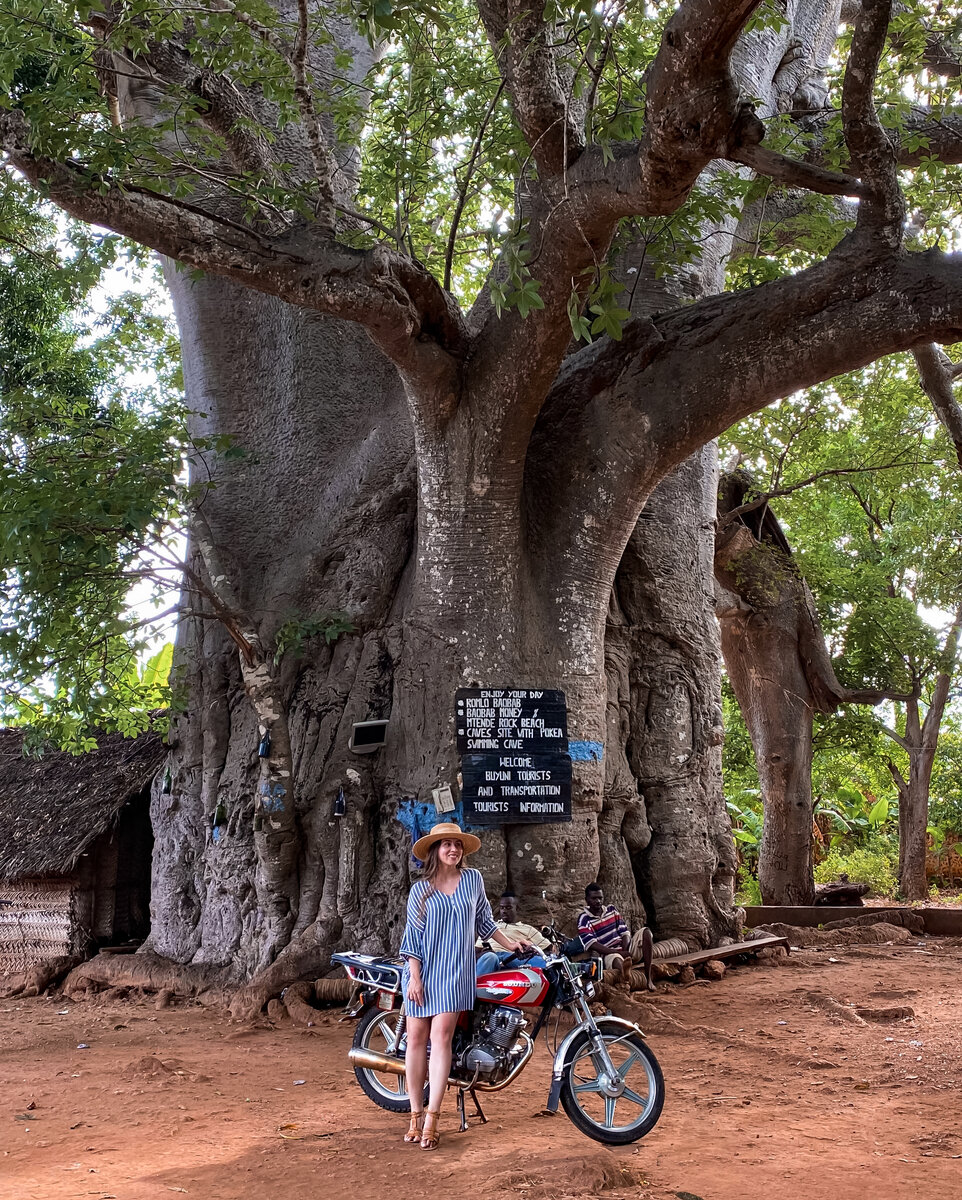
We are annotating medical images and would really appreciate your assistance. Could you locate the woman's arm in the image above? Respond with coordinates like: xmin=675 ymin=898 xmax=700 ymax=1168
xmin=491 ymin=926 xmax=529 ymax=953
xmin=400 ymin=884 xmax=426 ymax=1006
xmin=473 ymin=870 xmax=499 ymax=942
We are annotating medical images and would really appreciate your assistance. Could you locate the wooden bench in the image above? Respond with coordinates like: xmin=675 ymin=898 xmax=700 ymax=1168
xmin=656 ymin=933 xmax=788 ymax=966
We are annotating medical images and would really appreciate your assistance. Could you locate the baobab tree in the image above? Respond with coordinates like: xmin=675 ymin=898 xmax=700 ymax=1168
xmin=4 ymin=0 xmax=962 ymax=1007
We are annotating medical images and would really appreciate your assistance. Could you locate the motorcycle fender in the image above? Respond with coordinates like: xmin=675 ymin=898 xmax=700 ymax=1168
xmin=546 ymin=1015 xmax=646 ymax=1105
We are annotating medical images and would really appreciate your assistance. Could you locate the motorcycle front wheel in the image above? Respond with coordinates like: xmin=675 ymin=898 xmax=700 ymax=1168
xmin=559 ymin=1028 xmax=664 ymax=1144
xmin=351 ymin=1005 xmax=428 ymax=1113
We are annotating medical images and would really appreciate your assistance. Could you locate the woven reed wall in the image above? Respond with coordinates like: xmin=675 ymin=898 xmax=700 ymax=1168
xmin=0 ymin=875 xmax=90 ymax=973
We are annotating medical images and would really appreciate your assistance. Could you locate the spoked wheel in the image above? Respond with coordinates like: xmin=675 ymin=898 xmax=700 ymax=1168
xmin=351 ymin=1006 xmax=427 ymax=1113
xmin=559 ymin=1028 xmax=664 ymax=1144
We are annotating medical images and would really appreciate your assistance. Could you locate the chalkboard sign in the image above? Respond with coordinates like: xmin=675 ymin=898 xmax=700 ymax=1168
xmin=455 ymin=688 xmax=568 ymax=754
xmin=460 ymin=751 xmax=572 ymax=825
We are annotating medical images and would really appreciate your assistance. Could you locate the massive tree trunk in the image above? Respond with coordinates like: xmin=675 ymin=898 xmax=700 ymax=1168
xmin=613 ymin=447 xmax=736 ymax=944
xmin=13 ymin=0 xmax=962 ymax=1005
xmin=141 ymin=2 xmax=838 ymax=985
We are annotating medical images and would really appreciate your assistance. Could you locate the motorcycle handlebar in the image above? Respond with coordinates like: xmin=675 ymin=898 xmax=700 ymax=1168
xmin=501 ymin=945 xmax=538 ymax=966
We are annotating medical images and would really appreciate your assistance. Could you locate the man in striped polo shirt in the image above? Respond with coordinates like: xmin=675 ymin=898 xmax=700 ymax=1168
xmin=577 ymin=883 xmax=631 ymax=975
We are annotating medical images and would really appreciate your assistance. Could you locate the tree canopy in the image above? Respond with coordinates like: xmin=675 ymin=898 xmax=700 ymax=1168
xmin=0 ymin=185 xmax=183 ymax=748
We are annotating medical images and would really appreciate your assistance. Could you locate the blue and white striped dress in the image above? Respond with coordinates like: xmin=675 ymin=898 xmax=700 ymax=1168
xmin=400 ymin=867 xmax=498 ymax=1017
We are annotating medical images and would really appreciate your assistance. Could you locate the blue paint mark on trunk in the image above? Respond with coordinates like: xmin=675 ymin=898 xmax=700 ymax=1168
xmin=568 ymin=740 xmax=604 ymax=761
xmin=395 ymin=797 xmax=481 ymax=863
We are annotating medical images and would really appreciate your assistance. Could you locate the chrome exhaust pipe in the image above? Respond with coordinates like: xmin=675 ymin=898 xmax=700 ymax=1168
xmin=349 ymin=1047 xmax=407 ymax=1076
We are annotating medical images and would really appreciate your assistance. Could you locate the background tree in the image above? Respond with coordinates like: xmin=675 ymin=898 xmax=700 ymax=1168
xmin=714 ymin=467 xmax=910 ymax=903
xmin=4 ymin=0 xmax=962 ymax=1007
xmin=0 ymin=183 xmax=183 ymax=747
xmin=724 ymin=356 xmax=962 ymax=900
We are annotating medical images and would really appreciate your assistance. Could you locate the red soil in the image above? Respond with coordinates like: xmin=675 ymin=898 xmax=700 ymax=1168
xmin=3 ymin=938 xmax=960 ymax=1200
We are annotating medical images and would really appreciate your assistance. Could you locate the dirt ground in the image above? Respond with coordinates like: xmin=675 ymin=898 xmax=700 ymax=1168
xmin=3 ymin=939 xmax=961 ymax=1200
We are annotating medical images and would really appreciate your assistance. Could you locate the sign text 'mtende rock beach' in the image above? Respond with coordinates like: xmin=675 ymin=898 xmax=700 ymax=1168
xmin=460 ymin=752 xmax=572 ymax=825
xmin=455 ymin=688 xmax=568 ymax=754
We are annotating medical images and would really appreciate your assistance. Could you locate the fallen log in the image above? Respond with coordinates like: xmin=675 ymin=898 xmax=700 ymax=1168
xmin=814 ymin=877 xmax=869 ymax=906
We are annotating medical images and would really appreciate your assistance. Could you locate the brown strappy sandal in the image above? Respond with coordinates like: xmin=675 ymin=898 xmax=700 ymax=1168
xmin=403 ymin=1110 xmax=424 ymax=1144
xmin=420 ymin=1109 xmax=441 ymax=1151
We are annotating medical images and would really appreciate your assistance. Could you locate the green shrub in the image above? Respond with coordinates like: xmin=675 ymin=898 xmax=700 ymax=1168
xmin=735 ymin=869 xmax=762 ymax=907
xmin=814 ymin=845 xmax=898 ymax=896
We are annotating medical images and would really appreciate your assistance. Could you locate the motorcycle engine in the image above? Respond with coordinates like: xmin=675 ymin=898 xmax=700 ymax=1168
xmin=459 ymin=1006 xmax=526 ymax=1081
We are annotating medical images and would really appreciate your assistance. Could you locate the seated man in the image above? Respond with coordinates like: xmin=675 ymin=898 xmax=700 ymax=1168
xmin=577 ymin=882 xmax=632 ymax=975
xmin=476 ymin=890 xmax=552 ymax=975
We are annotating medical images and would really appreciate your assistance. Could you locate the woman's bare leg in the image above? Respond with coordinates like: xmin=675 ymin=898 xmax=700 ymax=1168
xmin=426 ymin=1011 xmax=459 ymax=1114
xmin=405 ymin=1015 xmax=430 ymax=1111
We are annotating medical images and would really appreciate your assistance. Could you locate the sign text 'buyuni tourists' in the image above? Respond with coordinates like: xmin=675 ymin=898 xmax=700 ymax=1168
xmin=456 ymin=688 xmax=572 ymax=824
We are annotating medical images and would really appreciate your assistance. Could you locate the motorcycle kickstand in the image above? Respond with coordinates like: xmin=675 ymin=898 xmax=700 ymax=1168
xmin=456 ymin=1086 xmax=468 ymax=1133
xmin=470 ymin=1088 xmax=487 ymax=1125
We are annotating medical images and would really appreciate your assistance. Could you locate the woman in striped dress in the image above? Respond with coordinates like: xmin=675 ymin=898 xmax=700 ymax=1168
xmin=400 ymin=822 xmax=529 ymax=1150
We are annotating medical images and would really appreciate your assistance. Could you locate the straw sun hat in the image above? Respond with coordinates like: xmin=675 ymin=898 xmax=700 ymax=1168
xmin=412 ymin=822 xmax=481 ymax=862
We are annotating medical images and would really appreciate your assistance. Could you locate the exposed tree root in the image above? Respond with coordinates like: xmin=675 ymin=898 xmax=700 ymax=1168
xmin=227 ymin=915 xmax=343 ymax=1021
xmin=820 ymin=910 xmax=925 ymax=934
xmin=1 ymin=954 xmax=83 ymax=998
xmin=281 ymin=981 xmax=319 ymax=1026
xmin=853 ymin=1004 xmax=915 ymax=1023
xmin=314 ymin=977 xmax=353 ymax=1004
xmin=757 ymin=921 xmax=914 ymax=948
xmin=802 ymin=992 xmax=866 ymax=1024
xmin=62 ymin=952 xmax=230 ymax=1004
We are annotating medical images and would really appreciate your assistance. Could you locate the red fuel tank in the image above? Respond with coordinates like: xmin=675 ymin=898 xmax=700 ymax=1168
xmin=475 ymin=966 xmax=549 ymax=1007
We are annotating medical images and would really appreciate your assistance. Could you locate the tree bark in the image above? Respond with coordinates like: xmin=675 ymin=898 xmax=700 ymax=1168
xmin=890 ymin=700 xmax=935 ymax=902
xmin=17 ymin=0 xmax=962 ymax=1001
xmin=714 ymin=524 xmax=818 ymax=905
xmin=614 ymin=447 xmax=737 ymax=945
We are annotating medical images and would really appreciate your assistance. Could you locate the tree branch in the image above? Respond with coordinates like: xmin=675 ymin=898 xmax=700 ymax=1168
xmin=100 ymin=34 xmax=277 ymax=178
xmin=729 ymin=140 xmax=863 ymax=197
xmin=199 ymin=0 xmax=336 ymax=227
xmin=290 ymin=0 xmax=336 ymax=229
xmin=913 ymin=343 xmax=962 ymax=468
xmin=528 ymin=244 xmax=962 ymax=594
xmin=1 ymin=108 xmax=468 ymax=382
xmin=718 ymin=457 xmax=937 ymax=529
xmin=922 ymin=603 xmax=962 ymax=740
xmin=841 ymin=0 xmax=904 ymax=243
xmin=631 ymin=0 xmax=763 ymax=215
xmin=477 ymin=0 xmax=584 ymax=175
xmin=443 ymin=79 xmax=506 ymax=291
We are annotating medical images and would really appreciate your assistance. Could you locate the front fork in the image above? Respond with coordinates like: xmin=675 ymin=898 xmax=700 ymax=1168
xmin=544 ymin=995 xmax=625 ymax=1113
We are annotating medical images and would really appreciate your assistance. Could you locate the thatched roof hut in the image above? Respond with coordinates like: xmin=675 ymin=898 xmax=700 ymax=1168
xmin=0 ymin=729 xmax=166 ymax=973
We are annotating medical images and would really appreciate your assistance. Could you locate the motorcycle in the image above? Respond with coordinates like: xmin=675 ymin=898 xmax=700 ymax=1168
xmin=332 ymin=927 xmax=664 ymax=1145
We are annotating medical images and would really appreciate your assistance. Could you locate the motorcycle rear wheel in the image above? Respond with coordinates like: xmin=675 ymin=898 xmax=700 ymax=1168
xmin=351 ymin=1005 xmax=428 ymax=1113
xmin=559 ymin=1029 xmax=664 ymax=1144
